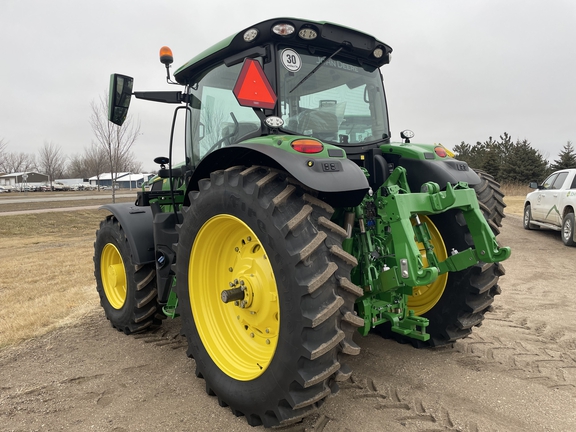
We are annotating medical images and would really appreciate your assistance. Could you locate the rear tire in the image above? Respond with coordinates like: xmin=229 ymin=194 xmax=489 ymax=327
xmin=94 ymin=215 xmax=164 ymax=334
xmin=472 ymin=169 xmax=506 ymax=231
xmin=175 ymin=166 xmax=362 ymax=427
xmin=562 ymin=213 xmax=575 ymax=246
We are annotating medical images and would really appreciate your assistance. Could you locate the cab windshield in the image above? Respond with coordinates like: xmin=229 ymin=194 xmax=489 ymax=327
xmin=277 ymin=46 xmax=389 ymax=145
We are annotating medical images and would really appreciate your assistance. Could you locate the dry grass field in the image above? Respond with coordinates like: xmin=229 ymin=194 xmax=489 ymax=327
xmin=0 ymin=192 xmax=136 ymax=348
xmin=0 ymin=188 xmax=526 ymax=350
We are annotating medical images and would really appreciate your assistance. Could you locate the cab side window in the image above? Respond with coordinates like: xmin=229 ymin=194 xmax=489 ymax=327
xmin=187 ymin=61 xmax=262 ymax=164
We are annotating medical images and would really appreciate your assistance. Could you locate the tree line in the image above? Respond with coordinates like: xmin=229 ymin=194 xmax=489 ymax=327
xmin=0 ymin=94 xmax=142 ymax=201
xmin=453 ymin=132 xmax=576 ymax=184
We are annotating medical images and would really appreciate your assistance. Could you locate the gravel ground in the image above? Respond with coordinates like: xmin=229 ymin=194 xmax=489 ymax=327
xmin=1 ymin=214 xmax=575 ymax=432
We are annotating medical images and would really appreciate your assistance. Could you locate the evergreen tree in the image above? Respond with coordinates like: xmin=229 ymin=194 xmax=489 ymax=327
xmin=550 ymin=141 xmax=576 ymax=171
xmin=453 ymin=140 xmax=487 ymax=169
xmin=481 ymin=145 xmax=501 ymax=180
xmin=499 ymin=139 xmax=548 ymax=184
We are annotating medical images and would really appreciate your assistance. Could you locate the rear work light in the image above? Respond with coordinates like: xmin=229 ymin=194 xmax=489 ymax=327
xmin=298 ymin=28 xmax=317 ymax=40
xmin=243 ymin=28 xmax=258 ymax=42
xmin=291 ymin=139 xmax=324 ymax=154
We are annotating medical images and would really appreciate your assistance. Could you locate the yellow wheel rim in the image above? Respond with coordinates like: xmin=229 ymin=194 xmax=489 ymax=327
xmin=408 ymin=215 xmax=448 ymax=315
xmin=100 ymin=243 xmax=127 ymax=309
xmin=190 ymin=215 xmax=279 ymax=381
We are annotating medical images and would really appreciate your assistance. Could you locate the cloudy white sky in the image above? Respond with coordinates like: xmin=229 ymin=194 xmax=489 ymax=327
xmin=1 ymin=0 xmax=575 ymax=172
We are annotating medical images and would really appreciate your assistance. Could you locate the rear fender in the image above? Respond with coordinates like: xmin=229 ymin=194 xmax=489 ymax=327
xmin=189 ymin=140 xmax=369 ymax=207
xmin=100 ymin=203 xmax=155 ymax=265
xmin=382 ymin=142 xmax=481 ymax=192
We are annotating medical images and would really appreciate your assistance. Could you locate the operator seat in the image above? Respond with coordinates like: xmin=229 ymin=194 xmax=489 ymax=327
xmin=299 ymin=110 xmax=338 ymax=142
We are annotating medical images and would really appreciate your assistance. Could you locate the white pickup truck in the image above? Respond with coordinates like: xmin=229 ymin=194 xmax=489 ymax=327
xmin=524 ymin=168 xmax=576 ymax=246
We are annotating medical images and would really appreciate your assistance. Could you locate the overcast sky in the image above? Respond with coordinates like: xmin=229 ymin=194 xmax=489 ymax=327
xmin=1 ymin=0 xmax=575 ymax=172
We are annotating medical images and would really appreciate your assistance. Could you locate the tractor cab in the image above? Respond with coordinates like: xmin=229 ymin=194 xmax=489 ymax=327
xmin=175 ymin=19 xmax=393 ymax=165
xmin=110 ymin=18 xmax=392 ymax=175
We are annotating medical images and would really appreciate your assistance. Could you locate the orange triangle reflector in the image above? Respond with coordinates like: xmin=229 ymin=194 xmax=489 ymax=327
xmin=233 ymin=58 xmax=277 ymax=109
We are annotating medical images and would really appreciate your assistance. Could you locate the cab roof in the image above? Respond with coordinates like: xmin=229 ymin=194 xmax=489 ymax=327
xmin=173 ymin=17 xmax=392 ymax=85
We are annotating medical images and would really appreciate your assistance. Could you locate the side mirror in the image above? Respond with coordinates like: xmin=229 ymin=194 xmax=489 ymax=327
xmin=108 ymin=74 xmax=134 ymax=126
xmin=529 ymin=181 xmax=538 ymax=189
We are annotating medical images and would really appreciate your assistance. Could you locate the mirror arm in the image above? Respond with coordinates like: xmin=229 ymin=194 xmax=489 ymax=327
xmin=133 ymin=91 xmax=186 ymax=104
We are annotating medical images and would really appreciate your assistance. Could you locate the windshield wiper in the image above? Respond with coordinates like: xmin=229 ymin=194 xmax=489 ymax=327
xmin=289 ymin=47 xmax=343 ymax=94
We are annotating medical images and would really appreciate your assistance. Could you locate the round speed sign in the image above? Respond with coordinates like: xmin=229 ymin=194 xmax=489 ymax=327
xmin=281 ymin=49 xmax=302 ymax=72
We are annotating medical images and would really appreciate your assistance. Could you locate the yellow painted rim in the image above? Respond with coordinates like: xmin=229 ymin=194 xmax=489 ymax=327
xmin=189 ymin=214 xmax=279 ymax=381
xmin=100 ymin=243 xmax=127 ymax=309
xmin=408 ymin=215 xmax=448 ymax=315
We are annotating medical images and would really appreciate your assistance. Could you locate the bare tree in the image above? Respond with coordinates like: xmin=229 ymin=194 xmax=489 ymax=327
xmin=38 ymin=141 xmax=67 ymax=188
xmin=66 ymin=153 xmax=87 ymax=178
xmin=84 ymin=143 xmax=108 ymax=190
xmin=90 ymin=93 xmax=141 ymax=202
xmin=2 ymin=152 xmax=37 ymax=173
xmin=0 ymin=138 xmax=8 ymax=173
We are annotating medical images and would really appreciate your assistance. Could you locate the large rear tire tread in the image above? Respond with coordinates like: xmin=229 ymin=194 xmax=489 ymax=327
xmin=472 ymin=169 xmax=506 ymax=230
xmin=175 ymin=166 xmax=362 ymax=427
xmin=94 ymin=215 xmax=164 ymax=334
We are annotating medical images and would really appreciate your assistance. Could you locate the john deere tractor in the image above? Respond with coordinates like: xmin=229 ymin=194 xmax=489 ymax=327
xmin=95 ymin=18 xmax=510 ymax=427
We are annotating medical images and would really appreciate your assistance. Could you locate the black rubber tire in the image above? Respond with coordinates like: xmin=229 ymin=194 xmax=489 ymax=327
xmin=523 ymin=204 xmax=538 ymax=230
xmin=175 ymin=166 xmax=363 ymax=428
xmin=421 ymin=211 xmax=505 ymax=346
xmin=472 ymin=169 xmax=506 ymax=232
xmin=94 ymin=215 xmax=164 ymax=334
xmin=562 ymin=212 xmax=575 ymax=246
xmin=376 ymin=170 xmax=506 ymax=347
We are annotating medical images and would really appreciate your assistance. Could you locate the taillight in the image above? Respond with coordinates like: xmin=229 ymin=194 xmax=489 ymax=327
xmin=291 ymin=139 xmax=324 ymax=154
xmin=434 ymin=146 xmax=447 ymax=158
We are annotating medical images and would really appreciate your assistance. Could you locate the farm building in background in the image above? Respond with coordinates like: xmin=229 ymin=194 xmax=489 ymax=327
xmin=89 ymin=173 xmax=154 ymax=189
xmin=0 ymin=172 xmax=48 ymax=186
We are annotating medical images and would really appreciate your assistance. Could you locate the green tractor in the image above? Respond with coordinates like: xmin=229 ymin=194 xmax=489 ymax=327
xmin=94 ymin=18 xmax=510 ymax=428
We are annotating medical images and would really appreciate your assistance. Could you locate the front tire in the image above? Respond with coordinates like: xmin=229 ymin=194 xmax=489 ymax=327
xmin=562 ymin=213 xmax=575 ymax=246
xmin=382 ymin=172 xmax=506 ymax=347
xmin=523 ymin=204 xmax=538 ymax=230
xmin=94 ymin=215 xmax=163 ymax=334
xmin=420 ymin=210 xmax=505 ymax=346
xmin=176 ymin=166 xmax=362 ymax=427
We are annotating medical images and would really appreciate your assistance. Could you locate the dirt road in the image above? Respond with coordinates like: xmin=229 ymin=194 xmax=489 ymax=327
xmin=1 ymin=214 xmax=575 ymax=431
